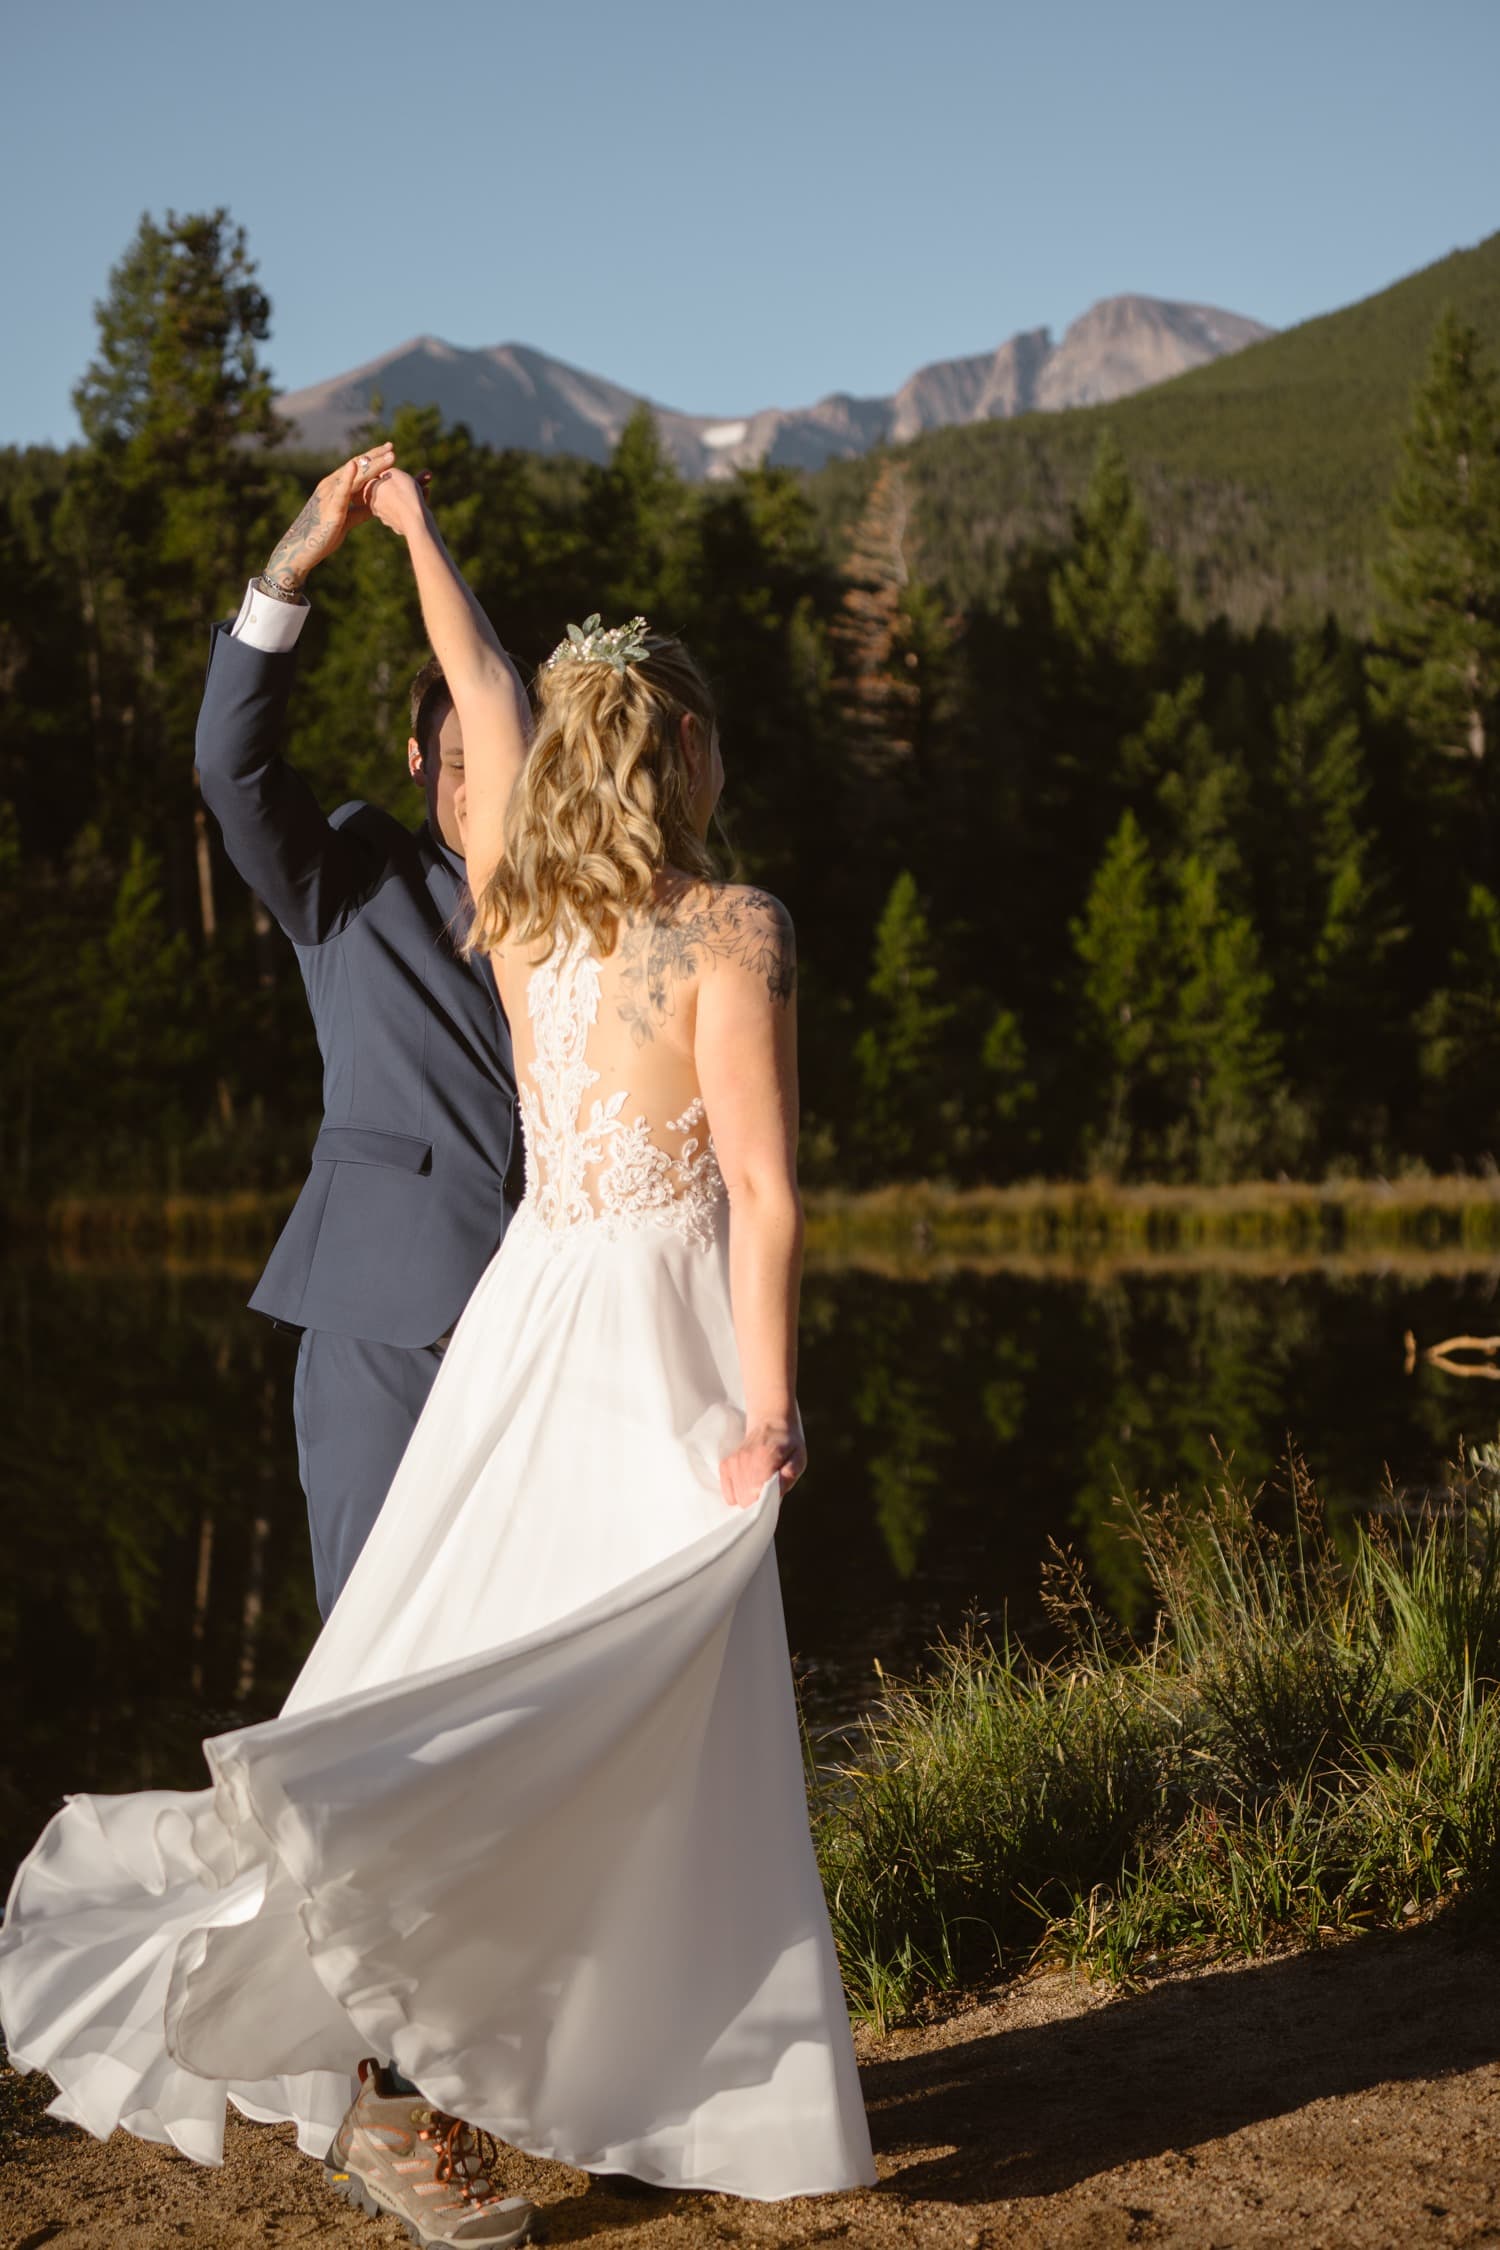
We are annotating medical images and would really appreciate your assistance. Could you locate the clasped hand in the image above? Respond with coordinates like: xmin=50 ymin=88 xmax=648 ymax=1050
xmin=260 ymin=446 xmax=431 ymax=594
xmin=363 ymin=466 xmax=432 ymax=540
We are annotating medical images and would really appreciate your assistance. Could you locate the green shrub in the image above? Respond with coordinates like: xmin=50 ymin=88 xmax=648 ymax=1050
xmin=815 ymin=1462 xmax=1500 ymax=2025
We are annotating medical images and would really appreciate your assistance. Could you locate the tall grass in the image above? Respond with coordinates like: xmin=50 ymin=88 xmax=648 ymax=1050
xmin=815 ymin=1457 xmax=1500 ymax=2026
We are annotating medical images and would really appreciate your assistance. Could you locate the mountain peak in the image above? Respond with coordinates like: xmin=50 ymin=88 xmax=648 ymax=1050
xmin=276 ymin=295 xmax=1273 ymax=477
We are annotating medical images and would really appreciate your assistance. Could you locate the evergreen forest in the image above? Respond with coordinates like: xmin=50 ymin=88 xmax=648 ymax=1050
xmin=4 ymin=211 xmax=1500 ymax=1205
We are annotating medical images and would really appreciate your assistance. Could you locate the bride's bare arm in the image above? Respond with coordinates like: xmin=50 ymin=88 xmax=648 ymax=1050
xmin=692 ymin=888 xmax=805 ymax=1508
xmin=366 ymin=470 xmax=530 ymax=897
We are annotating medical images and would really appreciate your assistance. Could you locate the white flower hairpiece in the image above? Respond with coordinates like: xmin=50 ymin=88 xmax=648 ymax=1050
xmin=544 ymin=613 xmax=651 ymax=674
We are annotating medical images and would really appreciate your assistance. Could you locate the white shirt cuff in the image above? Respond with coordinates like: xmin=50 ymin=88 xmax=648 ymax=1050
xmin=231 ymin=579 xmax=310 ymax=653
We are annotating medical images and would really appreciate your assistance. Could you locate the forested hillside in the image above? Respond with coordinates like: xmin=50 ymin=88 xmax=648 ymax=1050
xmin=810 ymin=230 xmax=1500 ymax=628
xmin=2 ymin=212 xmax=1499 ymax=1206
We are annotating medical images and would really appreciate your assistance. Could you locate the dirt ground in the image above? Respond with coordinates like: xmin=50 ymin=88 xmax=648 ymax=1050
xmin=3 ymin=1916 xmax=1496 ymax=2250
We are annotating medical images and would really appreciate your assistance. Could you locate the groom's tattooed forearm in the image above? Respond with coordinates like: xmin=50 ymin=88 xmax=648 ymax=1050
xmin=261 ymin=494 xmax=334 ymax=593
xmin=616 ymin=888 xmax=796 ymax=1043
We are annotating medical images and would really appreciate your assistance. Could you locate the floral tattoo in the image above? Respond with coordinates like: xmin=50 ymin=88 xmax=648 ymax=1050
xmin=261 ymin=492 xmax=337 ymax=595
xmin=616 ymin=888 xmax=796 ymax=1044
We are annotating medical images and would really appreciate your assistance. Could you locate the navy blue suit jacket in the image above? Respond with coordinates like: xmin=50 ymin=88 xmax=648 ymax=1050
xmin=196 ymin=623 xmax=519 ymax=1348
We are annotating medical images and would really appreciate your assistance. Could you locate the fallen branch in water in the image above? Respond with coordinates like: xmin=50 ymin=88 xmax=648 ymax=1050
xmin=1406 ymin=1330 xmax=1500 ymax=1380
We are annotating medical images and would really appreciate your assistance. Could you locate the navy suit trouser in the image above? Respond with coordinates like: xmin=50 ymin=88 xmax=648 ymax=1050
xmin=292 ymin=1329 xmax=447 ymax=1619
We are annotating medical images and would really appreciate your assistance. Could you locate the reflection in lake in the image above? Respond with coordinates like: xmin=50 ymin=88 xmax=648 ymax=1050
xmin=3 ymin=1254 xmax=1497 ymax=1874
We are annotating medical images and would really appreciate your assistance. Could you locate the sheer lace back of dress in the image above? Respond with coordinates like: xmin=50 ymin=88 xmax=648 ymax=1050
xmin=517 ymin=929 xmax=725 ymax=1251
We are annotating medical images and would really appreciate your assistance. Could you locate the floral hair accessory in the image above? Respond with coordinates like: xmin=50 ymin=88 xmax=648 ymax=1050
xmin=544 ymin=613 xmax=651 ymax=674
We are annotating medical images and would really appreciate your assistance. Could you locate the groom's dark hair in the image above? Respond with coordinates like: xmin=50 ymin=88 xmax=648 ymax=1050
xmin=409 ymin=657 xmax=453 ymax=764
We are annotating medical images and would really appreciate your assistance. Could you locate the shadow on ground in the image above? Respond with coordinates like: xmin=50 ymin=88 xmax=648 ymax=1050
xmin=863 ymin=1913 xmax=1500 ymax=2209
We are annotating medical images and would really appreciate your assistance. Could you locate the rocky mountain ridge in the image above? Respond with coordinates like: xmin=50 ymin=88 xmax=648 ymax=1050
xmin=277 ymin=294 xmax=1273 ymax=477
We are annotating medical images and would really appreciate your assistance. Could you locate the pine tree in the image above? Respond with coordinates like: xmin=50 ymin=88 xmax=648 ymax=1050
xmin=1263 ymin=638 xmax=1399 ymax=1146
xmin=1370 ymin=309 xmax=1500 ymax=769
xmin=1049 ymin=432 xmax=1178 ymax=682
xmin=1269 ymin=642 xmax=1369 ymax=953
xmin=978 ymin=1004 xmax=1036 ymax=1172
xmin=74 ymin=210 xmax=279 ymax=463
xmin=1071 ymin=810 xmax=1165 ymax=1175
xmin=0 ymin=449 xmax=92 ymax=862
xmin=69 ymin=210 xmax=284 ymax=939
xmin=1416 ymin=883 xmax=1500 ymax=1157
xmin=593 ymin=404 xmax=688 ymax=618
xmin=1138 ymin=672 xmax=1248 ymax=889
xmin=852 ymin=871 xmax=954 ymax=1179
xmin=677 ymin=466 xmax=838 ymax=905
xmin=84 ymin=839 xmax=208 ymax=1182
xmin=1045 ymin=434 xmax=1184 ymax=881
xmin=1168 ymin=857 xmax=1285 ymax=1182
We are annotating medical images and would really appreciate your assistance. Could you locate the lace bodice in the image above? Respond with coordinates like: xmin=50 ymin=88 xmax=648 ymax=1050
xmin=516 ymin=933 xmax=726 ymax=1252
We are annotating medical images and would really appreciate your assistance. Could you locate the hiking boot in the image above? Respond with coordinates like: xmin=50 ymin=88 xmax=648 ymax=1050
xmin=323 ymin=2059 xmax=537 ymax=2246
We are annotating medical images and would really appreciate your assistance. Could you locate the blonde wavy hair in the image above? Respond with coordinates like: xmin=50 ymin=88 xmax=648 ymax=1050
xmin=468 ymin=630 xmax=719 ymax=958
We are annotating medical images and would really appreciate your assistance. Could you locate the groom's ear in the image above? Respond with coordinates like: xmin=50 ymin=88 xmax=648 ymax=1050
xmin=407 ymin=737 xmax=425 ymax=783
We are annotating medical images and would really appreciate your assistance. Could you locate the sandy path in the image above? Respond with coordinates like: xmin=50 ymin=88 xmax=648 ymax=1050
xmin=3 ymin=1917 xmax=1496 ymax=2249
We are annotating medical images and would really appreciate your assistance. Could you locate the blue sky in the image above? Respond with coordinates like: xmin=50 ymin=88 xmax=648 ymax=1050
xmin=7 ymin=0 xmax=1497 ymax=445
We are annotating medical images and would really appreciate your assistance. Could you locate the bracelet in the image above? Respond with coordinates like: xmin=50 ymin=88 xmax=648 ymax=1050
xmin=253 ymin=573 xmax=306 ymax=606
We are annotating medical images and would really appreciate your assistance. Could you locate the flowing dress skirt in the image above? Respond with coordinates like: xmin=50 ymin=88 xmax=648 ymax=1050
xmin=0 ymin=1204 xmax=875 ymax=2200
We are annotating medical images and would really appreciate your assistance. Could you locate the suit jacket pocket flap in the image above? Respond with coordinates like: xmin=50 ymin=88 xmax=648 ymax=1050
xmin=312 ymin=1125 xmax=433 ymax=1174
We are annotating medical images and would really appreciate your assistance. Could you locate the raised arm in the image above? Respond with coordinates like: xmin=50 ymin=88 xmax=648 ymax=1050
xmin=691 ymin=888 xmax=806 ymax=1508
xmin=197 ymin=446 xmax=397 ymax=945
xmin=366 ymin=471 xmax=531 ymax=901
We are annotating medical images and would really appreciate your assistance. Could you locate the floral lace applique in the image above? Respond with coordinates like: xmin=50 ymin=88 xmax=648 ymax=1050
xmin=518 ymin=934 xmax=725 ymax=1252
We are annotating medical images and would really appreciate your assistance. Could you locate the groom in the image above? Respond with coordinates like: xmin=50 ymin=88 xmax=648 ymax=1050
xmin=196 ymin=445 xmax=523 ymax=1616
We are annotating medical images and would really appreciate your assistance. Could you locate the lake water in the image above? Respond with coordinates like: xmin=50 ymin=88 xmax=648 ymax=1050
xmin=4 ymin=1251 xmax=1498 ymax=1877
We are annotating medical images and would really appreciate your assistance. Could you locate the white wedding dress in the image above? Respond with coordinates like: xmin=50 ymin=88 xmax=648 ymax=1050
xmin=0 ymin=934 xmax=875 ymax=2202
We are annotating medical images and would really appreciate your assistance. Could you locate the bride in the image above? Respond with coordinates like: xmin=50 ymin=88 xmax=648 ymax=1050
xmin=0 ymin=464 xmax=875 ymax=2244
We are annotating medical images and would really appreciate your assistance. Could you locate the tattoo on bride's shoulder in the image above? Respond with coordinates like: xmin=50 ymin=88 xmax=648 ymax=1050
xmin=717 ymin=889 xmax=797 ymax=1007
xmin=615 ymin=889 xmax=796 ymax=1043
xmin=615 ymin=917 xmax=702 ymax=1044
